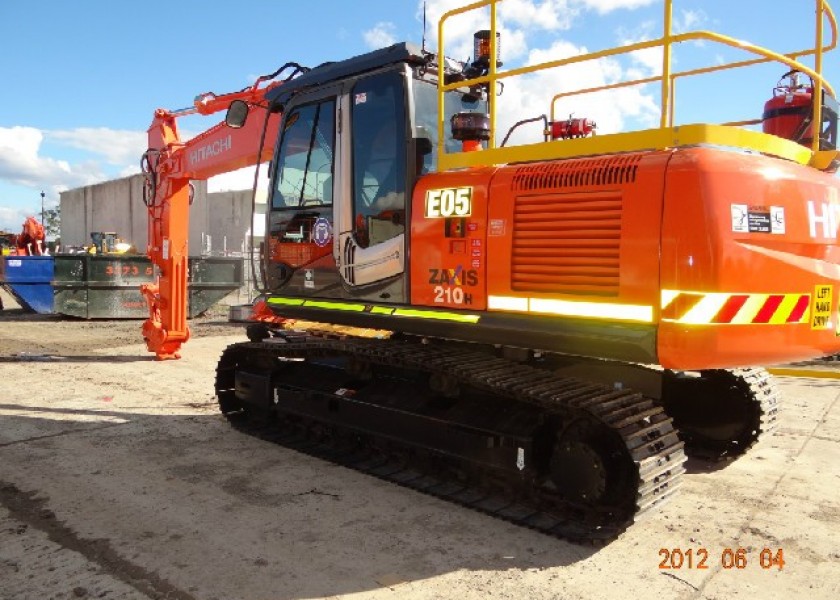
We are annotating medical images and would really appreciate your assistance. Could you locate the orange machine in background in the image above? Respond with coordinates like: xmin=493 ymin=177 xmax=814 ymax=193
xmin=8 ymin=216 xmax=47 ymax=256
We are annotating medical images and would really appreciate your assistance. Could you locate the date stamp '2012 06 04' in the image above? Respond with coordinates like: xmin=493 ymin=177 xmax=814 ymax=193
xmin=659 ymin=548 xmax=785 ymax=571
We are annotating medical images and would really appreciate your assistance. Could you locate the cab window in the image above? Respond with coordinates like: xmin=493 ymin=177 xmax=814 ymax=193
xmin=412 ymin=79 xmax=484 ymax=174
xmin=351 ymin=72 xmax=406 ymax=248
xmin=273 ymin=99 xmax=336 ymax=209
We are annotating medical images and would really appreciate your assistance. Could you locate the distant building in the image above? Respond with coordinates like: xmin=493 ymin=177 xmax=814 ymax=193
xmin=59 ymin=174 xmax=266 ymax=256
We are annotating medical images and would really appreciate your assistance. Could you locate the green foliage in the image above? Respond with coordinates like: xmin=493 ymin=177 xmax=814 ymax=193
xmin=43 ymin=207 xmax=60 ymax=238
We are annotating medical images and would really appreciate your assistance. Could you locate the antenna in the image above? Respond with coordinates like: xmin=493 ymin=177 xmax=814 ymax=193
xmin=421 ymin=1 xmax=427 ymax=54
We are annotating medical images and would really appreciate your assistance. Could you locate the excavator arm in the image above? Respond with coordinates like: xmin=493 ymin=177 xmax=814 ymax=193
xmin=141 ymin=63 xmax=305 ymax=359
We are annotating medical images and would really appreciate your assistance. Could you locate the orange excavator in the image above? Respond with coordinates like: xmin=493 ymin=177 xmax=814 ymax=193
xmin=6 ymin=216 xmax=47 ymax=256
xmin=142 ymin=0 xmax=840 ymax=542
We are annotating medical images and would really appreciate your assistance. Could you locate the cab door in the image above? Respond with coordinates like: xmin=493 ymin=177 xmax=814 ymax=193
xmin=334 ymin=67 xmax=409 ymax=293
xmin=264 ymin=86 xmax=340 ymax=295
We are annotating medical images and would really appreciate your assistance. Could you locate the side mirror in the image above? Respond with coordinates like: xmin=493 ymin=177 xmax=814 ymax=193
xmin=414 ymin=126 xmax=433 ymax=156
xmin=225 ymin=100 xmax=249 ymax=129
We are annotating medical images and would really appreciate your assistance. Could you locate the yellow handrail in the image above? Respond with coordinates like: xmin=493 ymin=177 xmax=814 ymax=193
xmin=551 ymin=29 xmax=837 ymax=125
xmin=437 ymin=0 xmax=838 ymax=169
xmin=815 ymin=0 xmax=827 ymax=155
xmin=437 ymin=0 xmax=494 ymax=162
xmin=661 ymin=0 xmax=673 ymax=129
xmin=665 ymin=2 xmax=837 ymax=128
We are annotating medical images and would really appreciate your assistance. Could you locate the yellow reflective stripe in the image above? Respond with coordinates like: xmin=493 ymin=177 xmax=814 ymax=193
xmin=529 ymin=298 xmax=653 ymax=323
xmin=678 ymin=293 xmax=729 ymax=324
xmin=267 ymin=296 xmax=477 ymax=323
xmin=769 ymin=293 xmax=801 ymax=325
xmin=487 ymin=295 xmax=529 ymax=311
xmin=393 ymin=308 xmax=480 ymax=323
xmin=267 ymin=297 xmax=305 ymax=306
xmin=489 ymin=295 xmax=653 ymax=323
xmin=304 ymin=300 xmax=366 ymax=312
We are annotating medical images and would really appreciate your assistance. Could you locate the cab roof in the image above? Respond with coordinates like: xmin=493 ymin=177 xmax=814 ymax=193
xmin=267 ymin=42 xmax=426 ymax=107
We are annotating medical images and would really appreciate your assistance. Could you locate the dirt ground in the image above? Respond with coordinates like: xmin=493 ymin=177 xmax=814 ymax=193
xmin=1 ymin=287 xmax=839 ymax=600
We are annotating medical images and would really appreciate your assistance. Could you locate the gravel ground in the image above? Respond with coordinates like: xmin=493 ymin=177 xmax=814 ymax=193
xmin=1 ymin=287 xmax=839 ymax=600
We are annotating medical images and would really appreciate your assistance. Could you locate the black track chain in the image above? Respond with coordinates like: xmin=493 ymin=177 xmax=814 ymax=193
xmin=664 ymin=367 xmax=780 ymax=462
xmin=700 ymin=367 xmax=780 ymax=461
xmin=216 ymin=337 xmax=686 ymax=545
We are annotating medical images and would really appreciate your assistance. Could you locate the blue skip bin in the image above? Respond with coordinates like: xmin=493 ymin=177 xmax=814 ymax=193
xmin=2 ymin=254 xmax=243 ymax=318
xmin=0 ymin=255 xmax=55 ymax=313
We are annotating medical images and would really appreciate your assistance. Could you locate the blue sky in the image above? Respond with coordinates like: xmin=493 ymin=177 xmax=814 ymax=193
xmin=1 ymin=0 xmax=838 ymax=232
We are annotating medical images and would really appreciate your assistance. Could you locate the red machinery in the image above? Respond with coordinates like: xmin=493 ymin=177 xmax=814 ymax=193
xmin=763 ymin=70 xmax=817 ymax=143
xmin=763 ymin=69 xmax=840 ymax=149
xmin=10 ymin=216 xmax=46 ymax=256
xmin=549 ymin=115 xmax=597 ymax=139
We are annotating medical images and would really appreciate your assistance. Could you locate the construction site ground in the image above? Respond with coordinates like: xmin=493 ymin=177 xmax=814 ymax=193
xmin=1 ymin=287 xmax=839 ymax=600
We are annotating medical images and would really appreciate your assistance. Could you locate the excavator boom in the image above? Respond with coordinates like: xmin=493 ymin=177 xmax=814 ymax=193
xmin=141 ymin=64 xmax=306 ymax=359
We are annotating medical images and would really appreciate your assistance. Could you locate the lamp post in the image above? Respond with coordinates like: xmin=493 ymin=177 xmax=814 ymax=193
xmin=40 ymin=191 xmax=45 ymax=226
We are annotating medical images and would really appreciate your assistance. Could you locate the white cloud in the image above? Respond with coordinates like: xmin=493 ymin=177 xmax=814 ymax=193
xmin=497 ymin=40 xmax=659 ymax=146
xmin=118 ymin=164 xmax=142 ymax=178
xmin=674 ymin=8 xmax=707 ymax=33
xmin=619 ymin=21 xmax=662 ymax=77
xmin=418 ymin=1 xmax=548 ymax=62
xmin=363 ymin=22 xmax=398 ymax=49
xmin=420 ymin=0 xmax=660 ymax=67
xmin=580 ymin=0 xmax=658 ymax=13
xmin=46 ymin=127 xmax=146 ymax=167
xmin=0 ymin=126 xmax=147 ymax=232
xmin=616 ymin=9 xmax=710 ymax=78
xmin=499 ymin=0 xmax=578 ymax=31
xmin=421 ymin=0 xmax=493 ymax=62
xmin=418 ymin=0 xmax=660 ymax=144
xmin=502 ymin=29 xmax=529 ymax=62
xmin=0 ymin=126 xmax=104 ymax=193
xmin=421 ymin=0 xmax=638 ymax=51
xmin=0 ymin=205 xmax=35 ymax=232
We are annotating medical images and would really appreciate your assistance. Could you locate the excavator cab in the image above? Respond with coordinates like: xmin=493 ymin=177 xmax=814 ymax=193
xmin=261 ymin=47 xmax=485 ymax=304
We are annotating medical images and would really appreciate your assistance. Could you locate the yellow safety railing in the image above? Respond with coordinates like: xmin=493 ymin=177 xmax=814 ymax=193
xmin=437 ymin=0 xmax=839 ymax=172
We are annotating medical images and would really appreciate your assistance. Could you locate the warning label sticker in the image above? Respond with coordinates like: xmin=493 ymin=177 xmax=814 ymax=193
xmin=770 ymin=206 xmax=786 ymax=234
xmin=731 ymin=205 xmax=785 ymax=234
xmin=811 ymin=284 xmax=833 ymax=330
xmin=488 ymin=219 xmax=506 ymax=236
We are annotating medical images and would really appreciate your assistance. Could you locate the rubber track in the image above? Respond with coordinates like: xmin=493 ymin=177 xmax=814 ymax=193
xmin=216 ymin=338 xmax=687 ymax=545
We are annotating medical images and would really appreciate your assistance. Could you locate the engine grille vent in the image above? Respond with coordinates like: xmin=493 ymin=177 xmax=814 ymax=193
xmin=511 ymin=154 xmax=641 ymax=192
xmin=511 ymin=192 xmax=622 ymax=296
